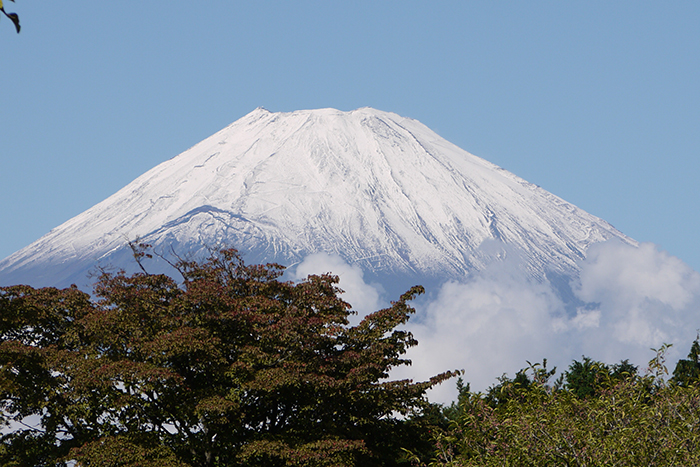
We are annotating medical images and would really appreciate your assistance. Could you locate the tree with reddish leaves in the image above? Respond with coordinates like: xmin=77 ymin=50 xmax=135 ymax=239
xmin=0 ymin=248 xmax=456 ymax=466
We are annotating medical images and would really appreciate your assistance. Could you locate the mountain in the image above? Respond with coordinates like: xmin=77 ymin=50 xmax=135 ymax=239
xmin=0 ymin=107 xmax=634 ymax=293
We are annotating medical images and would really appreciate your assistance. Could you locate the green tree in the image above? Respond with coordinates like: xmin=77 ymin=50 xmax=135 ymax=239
xmin=671 ymin=334 xmax=700 ymax=387
xmin=0 ymin=248 xmax=456 ymax=466
xmin=482 ymin=359 xmax=557 ymax=408
xmin=0 ymin=0 xmax=20 ymax=33
xmin=563 ymin=357 xmax=637 ymax=399
xmin=564 ymin=356 xmax=607 ymax=398
xmin=419 ymin=347 xmax=700 ymax=467
xmin=441 ymin=377 xmax=470 ymax=422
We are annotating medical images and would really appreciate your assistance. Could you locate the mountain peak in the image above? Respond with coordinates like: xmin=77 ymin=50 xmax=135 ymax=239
xmin=0 ymin=107 xmax=634 ymax=290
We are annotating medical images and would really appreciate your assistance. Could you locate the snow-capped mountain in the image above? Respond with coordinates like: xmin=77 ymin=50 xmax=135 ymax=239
xmin=0 ymin=107 xmax=634 ymax=291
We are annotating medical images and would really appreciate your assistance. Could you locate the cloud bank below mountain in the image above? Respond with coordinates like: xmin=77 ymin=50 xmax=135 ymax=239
xmin=292 ymin=240 xmax=700 ymax=404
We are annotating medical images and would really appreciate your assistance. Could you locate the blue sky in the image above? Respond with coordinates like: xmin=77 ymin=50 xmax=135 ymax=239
xmin=2 ymin=1 xmax=699 ymax=273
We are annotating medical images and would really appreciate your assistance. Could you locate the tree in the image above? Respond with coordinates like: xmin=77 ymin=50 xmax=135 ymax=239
xmin=672 ymin=334 xmax=700 ymax=387
xmin=563 ymin=357 xmax=637 ymax=399
xmin=482 ymin=359 xmax=557 ymax=408
xmin=0 ymin=248 xmax=456 ymax=466
xmin=0 ymin=0 xmax=20 ymax=33
xmin=418 ymin=348 xmax=700 ymax=467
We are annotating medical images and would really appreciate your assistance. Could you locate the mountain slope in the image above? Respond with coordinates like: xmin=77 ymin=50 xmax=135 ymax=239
xmin=0 ymin=107 xmax=634 ymax=289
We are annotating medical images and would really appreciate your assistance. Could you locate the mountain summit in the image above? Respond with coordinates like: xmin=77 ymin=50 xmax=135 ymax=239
xmin=0 ymin=107 xmax=633 ymax=289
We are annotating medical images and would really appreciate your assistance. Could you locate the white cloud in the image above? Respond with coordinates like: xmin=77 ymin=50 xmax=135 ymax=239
xmin=289 ymin=252 xmax=385 ymax=317
xmin=397 ymin=248 xmax=568 ymax=403
xmin=288 ymin=242 xmax=700 ymax=406
xmin=399 ymin=240 xmax=700 ymax=404
xmin=577 ymin=240 xmax=700 ymax=311
xmin=572 ymin=240 xmax=700 ymax=354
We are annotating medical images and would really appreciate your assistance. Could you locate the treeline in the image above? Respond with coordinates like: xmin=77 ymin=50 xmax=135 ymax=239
xmin=1 ymin=247 xmax=700 ymax=466
xmin=412 ymin=341 xmax=700 ymax=466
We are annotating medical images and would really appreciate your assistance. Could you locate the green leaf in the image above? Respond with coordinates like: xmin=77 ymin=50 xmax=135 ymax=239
xmin=6 ymin=12 xmax=19 ymax=33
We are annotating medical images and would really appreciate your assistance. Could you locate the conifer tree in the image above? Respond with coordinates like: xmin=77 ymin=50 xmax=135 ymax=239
xmin=672 ymin=334 xmax=700 ymax=387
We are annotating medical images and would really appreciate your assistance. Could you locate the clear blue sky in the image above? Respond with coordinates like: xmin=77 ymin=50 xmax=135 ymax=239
xmin=2 ymin=1 xmax=699 ymax=272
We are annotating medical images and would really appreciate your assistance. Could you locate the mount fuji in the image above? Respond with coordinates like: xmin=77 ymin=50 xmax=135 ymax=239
xmin=9 ymin=107 xmax=700 ymax=397
xmin=0 ymin=107 xmax=634 ymax=297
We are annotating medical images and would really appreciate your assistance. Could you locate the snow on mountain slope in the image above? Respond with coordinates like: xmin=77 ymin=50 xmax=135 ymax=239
xmin=0 ymin=107 xmax=634 ymax=289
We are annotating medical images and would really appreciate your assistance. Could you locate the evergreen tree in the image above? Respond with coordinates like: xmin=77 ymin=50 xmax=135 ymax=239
xmin=672 ymin=335 xmax=700 ymax=387
xmin=564 ymin=357 xmax=638 ymax=399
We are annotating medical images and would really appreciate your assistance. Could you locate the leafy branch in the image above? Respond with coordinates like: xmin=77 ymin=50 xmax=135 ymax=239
xmin=0 ymin=0 xmax=20 ymax=33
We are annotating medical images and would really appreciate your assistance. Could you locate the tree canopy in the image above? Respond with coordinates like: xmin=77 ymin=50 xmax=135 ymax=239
xmin=416 ymin=346 xmax=700 ymax=466
xmin=5 ymin=244 xmax=700 ymax=466
xmin=0 ymin=248 xmax=456 ymax=466
xmin=672 ymin=334 xmax=700 ymax=387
